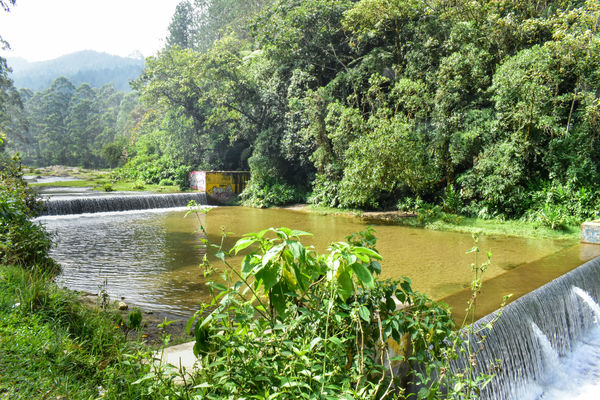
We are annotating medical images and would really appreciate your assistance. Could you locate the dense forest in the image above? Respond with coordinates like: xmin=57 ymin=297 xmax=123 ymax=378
xmin=4 ymin=77 xmax=138 ymax=168
xmin=3 ymin=0 xmax=600 ymax=223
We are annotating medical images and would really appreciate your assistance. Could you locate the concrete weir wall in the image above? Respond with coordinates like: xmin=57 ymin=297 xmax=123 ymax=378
xmin=581 ymin=220 xmax=600 ymax=244
xmin=189 ymin=171 xmax=249 ymax=204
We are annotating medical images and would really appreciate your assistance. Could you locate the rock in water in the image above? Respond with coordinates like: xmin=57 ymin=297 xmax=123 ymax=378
xmin=118 ymin=301 xmax=128 ymax=310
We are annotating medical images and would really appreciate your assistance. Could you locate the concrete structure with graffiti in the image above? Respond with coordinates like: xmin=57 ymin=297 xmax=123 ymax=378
xmin=582 ymin=220 xmax=600 ymax=244
xmin=189 ymin=171 xmax=250 ymax=204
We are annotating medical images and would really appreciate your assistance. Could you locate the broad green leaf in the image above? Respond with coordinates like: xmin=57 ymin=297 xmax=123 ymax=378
xmin=290 ymin=229 xmax=312 ymax=237
xmin=231 ymin=237 xmax=257 ymax=254
xmin=256 ymin=263 xmax=280 ymax=291
xmin=353 ymin=246 xmax=383 ymax=260
xmin=352 ymin=262 xmax=374 ymax=288
xmin=358 ymin=306 xmax=371 ymax=322
xmin=241 ymin=254 xmax=257 ymax=274
xmin=262 ymin=243 xmax=284 ymax=268
xmin=370 ymin=261 xmax=382 ymax=274
xmin=336 ymin=268 xmax=354 ymax=301
xmin=286 ymin=240 xmax=305 ymax=261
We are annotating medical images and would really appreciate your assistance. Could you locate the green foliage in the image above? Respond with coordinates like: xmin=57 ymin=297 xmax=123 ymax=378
xmin=183 ymin=220 xmax=494 ymax=399
xmin=7 ymin=77 xmax=137 ymax=168
xmin=120 ymin=153 xmax=191 ymax=189
xmin=0 ymin=155 xmax=58 ymax=272
xmin=66 ymin=0 xmax=600 ymax=224
xmin=241 ymin=175 xmax=306 ymax=207
xmin=127 ymin=307 xmax=143 ymax=330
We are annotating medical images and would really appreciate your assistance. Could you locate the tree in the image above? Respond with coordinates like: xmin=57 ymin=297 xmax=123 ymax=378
xmin=166 ymin=1 xmax=198 ymax=49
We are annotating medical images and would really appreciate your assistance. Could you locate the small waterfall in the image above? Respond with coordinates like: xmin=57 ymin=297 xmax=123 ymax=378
xmin=460 ymin=256 xmax=600 ymax=399
xmin=529 ymin=321 xmax=566 ymax=384
xmin=573 ymin=286 xmax=600 ymax=321
xmin=43 ymin=192 xmax=208 ymax=216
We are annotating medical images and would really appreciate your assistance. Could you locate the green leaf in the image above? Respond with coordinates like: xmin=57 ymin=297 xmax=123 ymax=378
xmin=336 ymin=268 xmax=354 ymax=301
xmin=370 ymin=261 xmax=382 ymax=274
xmin=255 ymin=263 xmax=280 ymax=291
xmin=186 ymin=312 xmax=200 ymax=335
xmin=286 ymin=240 xmax=305 ymax=261
xmin=290 ymin=229 xmax=312 ymax=237
xmin=352 ymin=262 xmax=374 ymax=288
xmin=353 ymin=246 xmax=383 ymax=260
xmin=241 ymin=254 xmax=257 ymax=275
xmin=328 ymin=336 xmax=343 ymax=348
xmin=418 ymin=387 xmax=430 ymax=399
xmin=358 ymin=306 xmax=371 ymax=322
xmin=262 ymin=243 xmax=284 ymax=268
xmin=231 ymin=237 xmax=257 ymax=254
xmin=309 ymin=337 xmax=322 ymax=351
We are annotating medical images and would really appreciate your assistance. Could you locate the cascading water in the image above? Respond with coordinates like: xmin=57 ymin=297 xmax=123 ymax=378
xmin=43 ymin=192 xmax=208 ymax=215
xmin=462 ymin=257 xmax=600 ymax=399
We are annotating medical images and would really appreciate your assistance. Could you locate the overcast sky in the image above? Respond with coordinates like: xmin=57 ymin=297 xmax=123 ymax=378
xmin=0 ymin=0 xmax=181 ymax=61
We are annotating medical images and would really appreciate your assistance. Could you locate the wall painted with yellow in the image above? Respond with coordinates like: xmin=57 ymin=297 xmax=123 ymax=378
xmin=189 ymin=171 xmax=249 ymax=204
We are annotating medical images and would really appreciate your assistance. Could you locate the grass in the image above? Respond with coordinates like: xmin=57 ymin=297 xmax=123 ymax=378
xmin=0 ymin=266 xmax=170 ymax=399
xmin=303 ymin=204 xmax=365 ymax=216
xmin=422 ymin=215 xmax=579 ymax=241
xmin=26 ymin=165 xmax=184 ymax=194
xmin=29 ymin=178 xmax=182 ymax=193
xmin=296 ymin=204 xmax=580 ymax=241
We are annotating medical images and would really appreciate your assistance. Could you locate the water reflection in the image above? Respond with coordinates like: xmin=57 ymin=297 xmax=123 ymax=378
xmin=39 ymin=207 xmax=580 ymax=316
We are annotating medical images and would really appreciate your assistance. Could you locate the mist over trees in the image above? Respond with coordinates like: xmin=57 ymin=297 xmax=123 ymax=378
xmin=6 ymin=77 xmax=138 ymax=168
xmin=6 ymin=51 xmax=145 ymax=92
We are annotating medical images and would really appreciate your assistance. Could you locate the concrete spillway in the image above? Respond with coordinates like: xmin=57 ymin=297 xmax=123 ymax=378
xmin=461 ymin=256 xmax=600 ymax=399
xmin=43 ymin=192 xmax=208 ymax=216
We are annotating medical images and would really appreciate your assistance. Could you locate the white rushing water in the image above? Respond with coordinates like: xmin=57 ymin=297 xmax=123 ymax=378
xmin=464 ymin=258 xmax=600 ymax=400
xmin=517 ymin=320 xmax=600 ymax=400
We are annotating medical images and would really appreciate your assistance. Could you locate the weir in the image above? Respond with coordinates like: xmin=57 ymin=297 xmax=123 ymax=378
xmin=43 ymin=192 xmax=208 ymax=216
xmin=463 ymin=256 xmax=600 ymax=399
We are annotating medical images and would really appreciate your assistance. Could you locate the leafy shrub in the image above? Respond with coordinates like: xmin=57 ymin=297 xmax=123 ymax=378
xmin=522 ymin=181 xmax=600 ymax=228
xmin=241 ymin=176 xmax=307 ymax=208
xmin=119 ymin=154 xmax=191 ymax=189
xmin=457 ymin=139 xmax=530 ymax=218
xmin=183 ymin=223 xmax=490 ymax=399
xmin=309 ymin=172 xmax=342 ymax=208
xmin=0 ymin=155 xmax=58 ymax=273
xmin=132 ymin=180 xmax=145 ymax=190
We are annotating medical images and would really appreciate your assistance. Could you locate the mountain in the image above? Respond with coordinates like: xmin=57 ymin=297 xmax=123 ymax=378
xmin=6 ymin=50 xmax=145 ymax=92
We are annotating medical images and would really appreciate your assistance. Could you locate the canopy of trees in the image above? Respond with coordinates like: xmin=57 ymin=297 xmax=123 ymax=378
xmin=3 ymin=0 xmax=600 ymax=221
xmin=126 ymin=0 xmax=600 ymax=218
xmin=5 ymin=77 xmax=138 ymax=168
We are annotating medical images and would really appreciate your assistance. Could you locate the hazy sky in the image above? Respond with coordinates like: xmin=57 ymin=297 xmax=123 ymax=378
xmin=0 ymin=0 xmax=181 ymax=61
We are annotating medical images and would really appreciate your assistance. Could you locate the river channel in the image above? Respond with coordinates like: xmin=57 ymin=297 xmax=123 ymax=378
xmin=37 ymin=206 xmax=594 ymax=317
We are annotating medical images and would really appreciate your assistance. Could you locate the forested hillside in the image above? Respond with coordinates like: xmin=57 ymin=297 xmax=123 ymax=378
xmin=124 ymin=0 xmax=600 ymax=221
xmin=6 ymin=51 xmax=144 ymax=92
xmin=5 ymin=77 xmax=138 ymax=168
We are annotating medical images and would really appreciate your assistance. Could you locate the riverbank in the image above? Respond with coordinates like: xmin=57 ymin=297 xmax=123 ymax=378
xmin=286 ymin=204 xmax=580 ymax=241
xmin=0 ymin=265 xmax=192 ymax=399
xmin=25 ymin=165 xmax=182 ymax=194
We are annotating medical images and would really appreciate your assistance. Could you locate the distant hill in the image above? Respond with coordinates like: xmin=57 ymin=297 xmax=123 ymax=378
xmin=6 ymin=50 xmax=145 ymax=92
